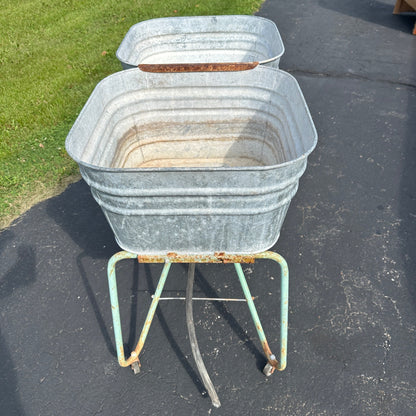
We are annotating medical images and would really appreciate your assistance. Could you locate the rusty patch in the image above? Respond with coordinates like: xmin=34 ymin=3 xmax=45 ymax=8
xmin=118 ymin=344 xmax=129 ymax=367
xmin=137 ymin=255 xmax=165 ymax=263
xmin=258 ymin=339 xmax=281 ymax=370
xmin=260 ymin=341 xmax=279 ymax=365
xmin=214 ymin=252 xmax=256 ymax=264
xmin=138 ymin=253 xmax=256 ymax=264
xmin=138 ymin=62 xmax=259 ymax=73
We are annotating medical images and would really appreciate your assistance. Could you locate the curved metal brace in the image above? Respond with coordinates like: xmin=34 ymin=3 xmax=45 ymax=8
xmin=234 ymin=251 xmax=289 ymax=373
xmin=107 ymin=250 xmax=288 ymax=376
xmin=107 ymin=251 xmax=171 ymax=369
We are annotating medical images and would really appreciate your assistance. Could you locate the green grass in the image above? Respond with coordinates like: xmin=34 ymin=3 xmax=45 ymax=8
xmin=0 ymin=0 xmax=264 ymax=228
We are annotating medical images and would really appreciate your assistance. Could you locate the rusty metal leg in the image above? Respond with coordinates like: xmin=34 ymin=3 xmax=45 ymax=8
xmin=108 ymin=250 xmax=288 ymax=380
xmin=254 ymin=251 xmax=289 ymax=372
xmin=107 ymin=251 xmax=138 ymax=367
xmin=129 ymin=260 xmax=171 ymax=372
xmin=107 ymin=251 xmax=171 ymax=372
xmin=234 ymin=251 xmax=288 ymax=375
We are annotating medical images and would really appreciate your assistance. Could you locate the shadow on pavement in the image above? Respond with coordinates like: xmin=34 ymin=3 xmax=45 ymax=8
xmin=400 ymin=52 xmax=416 ymax=310
xmin=0 ymin=231 xmax=37 ymax=416
xmin=46 ymin=180 xmax=209 ymax=395
xmin=192 ymin=265 xmax=267 ymax=372
xmin=319 ymin=0 xmax=415 ymax=32
xmin=143 ymin=264 xmax=207 ymax=397
xmin=46 ymin=180 xmax=118 ymax=259
xmin=46 ymin=180 xmax=120 ymax=358
xmin=76 ymin=252 xmax=117 ymax=357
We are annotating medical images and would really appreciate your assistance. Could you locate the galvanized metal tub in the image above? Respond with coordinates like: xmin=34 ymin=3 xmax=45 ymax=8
xmin=65 ymin=66 xmax=317 ymax=255
xmin=116 ymin=15 xmax=284 ymax=70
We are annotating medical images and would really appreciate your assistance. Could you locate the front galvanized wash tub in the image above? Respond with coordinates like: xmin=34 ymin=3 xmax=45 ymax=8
xmin=65 ymin=66 xmax=317 ymax=255
xmin=116 ymin=15 xmax=284 ymax=70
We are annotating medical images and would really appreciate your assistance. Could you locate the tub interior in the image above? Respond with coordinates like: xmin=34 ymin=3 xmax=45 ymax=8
xmin=117 ymin=16 xmax=283 ymax=66
xmin=110 ymin=118 xmax=288 ymax=169
xmin=67 ymin=69 xmax=316 ymax=171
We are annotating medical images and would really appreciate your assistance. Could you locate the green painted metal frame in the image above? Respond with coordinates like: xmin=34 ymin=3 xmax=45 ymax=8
xmin=107 ymin=250 xmax=288 ymax=373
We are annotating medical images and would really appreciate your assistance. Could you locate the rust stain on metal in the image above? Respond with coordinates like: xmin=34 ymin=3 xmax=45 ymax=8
xmin=261 ymin=341 xmax=273 ymax=359
xmin=118 ymin=345 xmax=129 ymax=367
xmin=142 ymin=318 xmax=153 ymax=335
xmin=260 ymin=340 xmax=280 ymax=369
xmin=138 ymin=253 xmax=256 ymax=264
xmin=111 ymin=127 xmax=138 ymax=168
xmin=133 ymin=315 xmax=154 ymax=355
xmin=137 ymin=255 xmax=165 ymax=263
xmin=214 ymin=252 xmax=256 ymax=264
xmin=138 ymin=62 xmax=259 ymax=73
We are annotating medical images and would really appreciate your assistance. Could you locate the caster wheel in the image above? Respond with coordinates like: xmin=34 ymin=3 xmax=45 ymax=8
xmin=263 ymin=363 xmax=275 ymax=377
xmin=131 ymin=361 xmax=140 ymax=375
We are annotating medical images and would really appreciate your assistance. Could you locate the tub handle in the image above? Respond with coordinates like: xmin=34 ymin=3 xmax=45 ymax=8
xmin=138 ymin=62 xmax=259 ymax=73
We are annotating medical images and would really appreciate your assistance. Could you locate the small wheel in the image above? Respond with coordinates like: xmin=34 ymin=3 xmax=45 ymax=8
xmin=263 ymin=363 xmax=275 ymax=377
xmin=131 ymin=361 xmax=140 ymax=375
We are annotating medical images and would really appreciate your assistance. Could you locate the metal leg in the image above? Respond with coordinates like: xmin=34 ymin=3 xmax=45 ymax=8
xmin=107 ymin=251 xmax=137 ymax=367
xmin=107 ymin=250 xmax=288 ymax=379
xmin=129 ymin=261 xmax=171 ymax=372
xmin=107 ymin=251 xmax=171 ymax=371
xmin=234 ymin=251 xmax=289 ymax=374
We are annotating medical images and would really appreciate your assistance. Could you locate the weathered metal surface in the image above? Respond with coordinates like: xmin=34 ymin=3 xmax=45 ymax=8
xmin=116 ymin=15 xmax=284 ymax=69
xmin=108 ymin=251 xmax=172 ymax=368
xmin=107 ymin=251 xmax=137 ymax=367
xmin=129 ymin=262 xmax=171 ymax=365
xmin=234 ymin=252 xmax=288 ymax=372
xmin=66 ymin=67 xmax=317 ymax=254
xmin=138 ymin=62 xmax=259 ymax=73
xmin=155 ymin=296 xmax=252 ymax=302
xmin=107 ymin=250 xmax=289 ymax=384
xmin=138 ymin=252 xmax=256 ymax=264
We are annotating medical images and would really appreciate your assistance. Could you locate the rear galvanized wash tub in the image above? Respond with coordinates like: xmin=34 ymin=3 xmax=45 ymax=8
xmin=65 ymin=66 xmax=317 ymax=255
xmin=116 ymin=15 xmax=284 ymax=70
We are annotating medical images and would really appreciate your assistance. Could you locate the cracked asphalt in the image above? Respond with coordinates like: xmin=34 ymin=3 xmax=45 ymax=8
xmin=1 ymin=1 xmax=415 ymax=414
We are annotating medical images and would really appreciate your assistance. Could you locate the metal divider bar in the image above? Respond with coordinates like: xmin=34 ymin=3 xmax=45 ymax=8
xmin=138 ymin=61 xmax=259 ymax=73
xmin=153 ymin=296 xmax=252 ymax=302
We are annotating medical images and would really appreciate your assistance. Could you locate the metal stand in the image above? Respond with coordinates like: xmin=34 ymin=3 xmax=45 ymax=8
xmin=107 ymin=251 xmax=289 ymax=407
